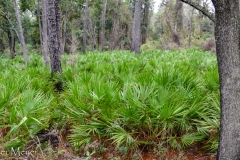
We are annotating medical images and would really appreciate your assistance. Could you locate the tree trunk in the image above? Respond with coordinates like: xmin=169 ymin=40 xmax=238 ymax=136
xmin=101 ymin=0 xmax=107 ymax=51
xmin=174 ymin=0 xmax=183 ymax=32
xmin=88 ymin=17 xmax=96 ymax=51
xmin=188 ymin=8 xmax=194 ymax=47
xmin=213 ymin=0 xmax=240 ymax=159
xmin=109 ymin=0 xmax=122 ymax=50
xmin=7 ymin=30 xmax=15 ymax=58
xmin=142 ymin=0 xmax=150 ymax=44
xmin=38 ymin=0 xmax=49 ymax=65
xmin=131 ymin=0 xmax=142 ymax=54
xmin=47 ymin=0 xmax=62 ymax=74
xmin=37 ymin=0 xmax=43 ymax=53
xmin=61 ymin=13 xmax=67 ymax=55
xmin=83 ymin=0 xmax=89 ymax=54
xmin=13 ymin=0 xmax=28 ymax=63
xmin=7 ymin=29 xmax=16 ymax=58
xmin=165 ymin=11 xmax=181 ymax=46
xmin=42 ymin=0 xmax=49 ymax=65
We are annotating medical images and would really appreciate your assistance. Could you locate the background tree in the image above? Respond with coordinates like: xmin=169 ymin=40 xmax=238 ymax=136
xmin=41 ymin=0 xmax=49 ymax=65
xmin=141 ymin=0 xmax=150 ymax=44
xmin=131 ymin=0 xmax=142 ymax=54
xmin=101 ymin=0 xmax=107 ymax=51
xmin=174 ymin=0 xmax=183 ymax=32
xmin=0 ymin=1 xmax=16 ymax=57
xmin=82 ymin=0 xmax=89 ymax=54
xmin=109 ymin=0 xmax=122 ymax=50
xmin=13 ymin=0 xmax=28 ymax=63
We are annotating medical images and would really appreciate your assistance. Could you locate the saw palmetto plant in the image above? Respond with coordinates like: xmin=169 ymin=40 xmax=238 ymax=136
xmin=0 ymin=48 xmax=220 ymax=154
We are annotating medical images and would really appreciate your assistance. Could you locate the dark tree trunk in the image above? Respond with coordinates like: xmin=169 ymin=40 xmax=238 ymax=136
xmin=42 ymin=0 xmax=49 ymax=65
xmin=212 ymin=0 xmax=240 ymax=159
xmin=13 ymin=0 xmax=28 ymax=63
xmin=131 ymin=0 xmax=142 ymax=54
xmin=47 ymin=0 xmax=62 ymax=74
xmin=101 ymin=0 xmax=107 ymax=51
xmin=7 ymin=30 xmax=15 ymax=58
xmin=142 ymin=0 xmax=150 ymax=44
xmin=83 ymin=0 xmax=89 ymax=54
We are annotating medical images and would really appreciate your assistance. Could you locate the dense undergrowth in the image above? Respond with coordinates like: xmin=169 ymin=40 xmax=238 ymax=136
xmin=0 ymin=49 xmax=219 ymax=158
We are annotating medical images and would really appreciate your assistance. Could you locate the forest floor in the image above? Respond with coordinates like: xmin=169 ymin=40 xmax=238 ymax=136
xmin=1 ymin=147 xmax=216 ymax=160
xmin=1 ymin=134 xmax=217 ymax=160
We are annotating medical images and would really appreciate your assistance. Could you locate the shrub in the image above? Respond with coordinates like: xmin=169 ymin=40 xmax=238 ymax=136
xmin=203 ymin=38 xmax=216 ymax=53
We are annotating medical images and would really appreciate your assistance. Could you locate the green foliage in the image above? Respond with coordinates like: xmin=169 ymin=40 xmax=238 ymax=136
xmin=61 ymin=49 xmax=219 ymax=152
xmin=0 ymin=54 xmax=55 ymax=149
xmin=1 ymin=49 xmax=220 ymax=154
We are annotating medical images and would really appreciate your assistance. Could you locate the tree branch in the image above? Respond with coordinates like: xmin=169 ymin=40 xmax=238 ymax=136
xmin=179 ymin=0 xmax=215 ymax=22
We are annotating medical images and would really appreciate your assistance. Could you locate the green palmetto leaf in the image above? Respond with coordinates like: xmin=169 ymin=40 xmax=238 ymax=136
xmin=109 ymin=125 xmax=135 ymax=148
xmin=181 ymin=133 xmax=205 ymax=148
xmin=5 ymin=116 xmax=28 ymax=138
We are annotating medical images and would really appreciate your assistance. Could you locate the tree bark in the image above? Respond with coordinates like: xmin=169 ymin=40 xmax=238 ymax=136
xmin=142 ymin=0 xmax=150 ymax=44
xmin=37 ymin=0 xmax=43 ymax=53
xmin=83 ymin=0 xmax=89 ymax=54
xmin=13 ymin=0 xmax=28 ymax=63
xmin=42 ymin=0 xmax=50 ymax=65
xmin=212 ymin=0 xmax=240 ymax=159
xmin=131 ymin=0 xmax=142 ymax=54
xmin=47 ymin=0 xmax=62 ymax=74
xmin=101 ymin=0 xmax=107 ymax=51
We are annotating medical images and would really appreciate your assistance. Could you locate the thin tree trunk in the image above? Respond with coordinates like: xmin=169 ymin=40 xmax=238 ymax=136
xmin=188 ymin=8 xmax=194 ymax=47
xmin=101 ymin=0 xmax=107 ymax=51
xmin=142 ymin=0 xmax=150 ymax=44
xmin=61 ymin=13 xmax=67 ymax=55
xmin=88 ymin=17 xmax=96 ymax=51
xmin=37 ymin=0 xmax=43 ymax=54
xmin=83 ymin=0 xmax=89 ymax=54
xmin=37 ymin=0 xmax=49 ymax=65
xmin=7 ymin=30 xmax=15 ymax=58
xmin=55 ymin=6 xmax=62 ymax=55
xmin=13 ymin=0 xmax=28 ymax=63
xmin=42 ymin=0 xmax=49 ymax=65
xmin=131 ymin=0 xmax=142 ymax=54
xmin=47 ymin=0 xmax=62 ymax=74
